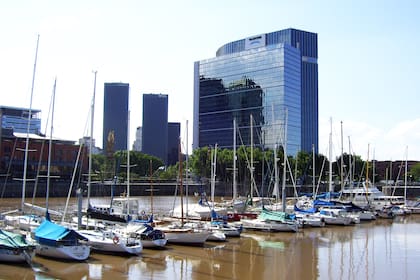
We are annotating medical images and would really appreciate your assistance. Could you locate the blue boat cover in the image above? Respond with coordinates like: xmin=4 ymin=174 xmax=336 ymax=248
xmin=35 ymin=220 xmax=87 ymax=246
xmin=294 ymin=205 xmax=317 ymax=213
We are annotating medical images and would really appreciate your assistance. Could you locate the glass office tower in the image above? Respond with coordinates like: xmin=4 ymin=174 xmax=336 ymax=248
xmin=142 ymin=94 xmax=168 ymax=165
xmin=103 ymin=83 xmax=129 ymax=152
xmin=0 ymin=106 xmax=41 ymax=135
xmin=193 ymin=28 xmax=318 ymax=155
xmin=167 ymin=122 xmax=180 ymax=166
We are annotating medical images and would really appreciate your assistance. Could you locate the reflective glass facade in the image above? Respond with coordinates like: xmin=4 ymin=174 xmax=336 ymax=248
xmin=0 ymin=106 xmax=41 ymax=135
xmin=167 ymin=122 xmax=180 ymax=166
xmin=142 ymin=94 xmax=168 ymax=164
xmin=103 ymin=83 xmax=129 ymax=152
xmin=194 ymin=28 xmax=318 ymax=155
xmin=194 ymin=44 xmax=301 ymax=155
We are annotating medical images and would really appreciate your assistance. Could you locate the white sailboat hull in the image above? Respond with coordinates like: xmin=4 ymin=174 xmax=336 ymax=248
xmin=295 ymin=214 xmax=325 ymax=227
xmin=165 ymin=231 xmax=209 ymax=245
xmin=77 ymin=230 xmax=142 ymax=255
xmin=158 ymin=226 xmax=210 ymax=246
xmin=242 ymin=219 xmax=299 ymax=232
xmin=35 ymin=244 xmax=90 ymax=261
xmin=171 ymin=203 xmax=227 ymax=219
xmin=206 ymin=231 xmax=226 ymax=241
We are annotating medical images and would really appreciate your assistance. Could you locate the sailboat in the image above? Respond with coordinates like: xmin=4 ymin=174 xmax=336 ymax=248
xmin=32 ymin=78 xmax=90 ymax=261
xmin=242 ymin=110 xmax=300 ymax=232
xmin=0 ymin=229 xmax=36 ymax=263
xmin=170 ymin=144 xmax=227 ymax=220
xmin=76 ymin=228 xmax=142 ymax=255
xmin=34 ymin=214 xmax=90 ymax=260
xmin=156 ymin=139 xmax=210 ymax=246
xmin=119 ymin=221 xmax=167 ymax=248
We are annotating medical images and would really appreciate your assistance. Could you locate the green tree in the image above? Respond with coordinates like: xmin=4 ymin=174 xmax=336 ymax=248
xmin=113 ymin=151 xmax=164 ymax=180
xmin=409 ymin=162 xmax=420 ymax=181
xmin=190 ymin=147 xmax=211 ymax=178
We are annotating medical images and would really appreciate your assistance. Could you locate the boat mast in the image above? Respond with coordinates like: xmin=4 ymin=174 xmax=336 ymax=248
xmin=211 ymin=144 xmax=217 ymax=203
xmin=149 ymin=159 xmax=154 ymax=216
xmin=87 ymin=70 xmax=97 ymax=207
xmin=328 ymin=118 xmax=333 ymax=194
xmin=340 ymin=121 xmax=344 ymax=193
xmin=185 ymin=120 xmax=189 ymax=216
xmin=46 ymin=78 xmax=57 ymax=212
xmin=273 ymin=142 xmax=279 ymax=201
xmin=312 ymin=144 xmax=315 ymax=200
xmin=373 ymin=149 xmax=376 ymax=186
xmin=348 ymin=136 xmax=353 ymax=188
xmin=365 ymin=144 xmax=370 ymax=201
xmin=271 ymin=104 xmax=280 ymax=200
xmin=233 ymin=118 xmax=237 ymax=200
xmin=250 ymin=114 xmax=254 ymax=202
xmin=126 ymin=108 xmax=131 ymax=217
xmin=179 ymin=138 xmax=184 ymax=226
xmin=404 ymin=146 xmax=408 ymax=205
xmin=281 ymin=109 xmax=288 ymax=212
xmin=21 ymin=34 xmax=40 ymax=212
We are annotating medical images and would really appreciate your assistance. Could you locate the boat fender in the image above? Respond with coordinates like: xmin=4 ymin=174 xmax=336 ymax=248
xmin=113 ymin=236 xmax=119 ymax=244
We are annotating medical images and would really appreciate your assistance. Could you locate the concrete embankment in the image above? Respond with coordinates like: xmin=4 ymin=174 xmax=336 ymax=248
xmin=1 ymin=180 xmax=419 ymax=198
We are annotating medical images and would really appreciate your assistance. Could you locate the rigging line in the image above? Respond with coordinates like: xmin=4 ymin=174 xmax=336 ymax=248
xmin=355 ymin=161 xmax=366 ymax=189
xmin=236 ymin=124 xmax=261 ymax=197
xmin=21 ymin=34 xmax=40 ymax=213
xmin=30 ymin=82 xmax=54 ymax=211
xmin=391 ymin=157 xmax=405 ymax=196
xmin=0 ymin=138 xmax=18 ymax=199
xmin=315 ymin=154 xmax=327 ymax=197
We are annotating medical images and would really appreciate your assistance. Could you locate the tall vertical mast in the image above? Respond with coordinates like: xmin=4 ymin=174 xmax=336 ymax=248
xmin=149 ymin=159 xmax=154 ymax=215
xmin=328 ymin=118 xmax=333 ymax=193
xmin=22 ymin=34 xmax=40 ymax=212
xmin=233 ymin=118 xmax=237 ymax=200
xmin=87 ymin=71 xmax=97 ymax=207
xmin=46 ymin=78 xmax=57 ymax=212
xmin=250 ymin=114 xmax=254 ymax=201
xmin=365 ymin=144 xmax=370 ymax=201
xmin=179 ymin=139 xmax=184 ymax=226
xmin=273 ymin=143 xmax=279 ymax=200
xmin=373 ymin=149 xmax=376 ymax=186
xmin=404 ymin=146 xmax=408 ymax=204
xmin=348 ymin=136 xmax=353 ymax=188
xmin=185 ymin=120 xmax=189 ymax=216
xmin=126 ymin=108 xmax=131 ymax=217
xmin=312 ymin=144 xmax=315 ymax=200
xmin=281 ymin=109 xmax=288 ymax=212
xmin=211 ymin=144 xmax=217 ymax=203
xmin=273 ymin=103 xmax=279 ymax=200
xmin=340 ymin=121 xmax=344 ymax=193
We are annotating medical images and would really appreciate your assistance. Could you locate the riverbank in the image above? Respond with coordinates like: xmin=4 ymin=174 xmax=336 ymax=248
xmin=1 ymin=180 xmax=419 ymax=198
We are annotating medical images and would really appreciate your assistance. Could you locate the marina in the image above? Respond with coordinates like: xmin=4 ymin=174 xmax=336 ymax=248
xmin=0 ymin=196 xmax=419 ymax=280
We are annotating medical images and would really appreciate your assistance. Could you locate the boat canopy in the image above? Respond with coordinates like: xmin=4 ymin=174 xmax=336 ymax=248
xmin=35 ymin=220 xmax=87 ymax=246
xmin=0 ymin=229 xmax=34 ymax=249
xmin=294 ymin=204 xmax=317 ymax=213
xmin=260 ymin=208 xmax=296 ymax=221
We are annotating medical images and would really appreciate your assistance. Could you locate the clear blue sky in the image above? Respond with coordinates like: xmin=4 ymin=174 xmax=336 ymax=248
xmin=1 ymin=0 xmax=419 ymax=161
